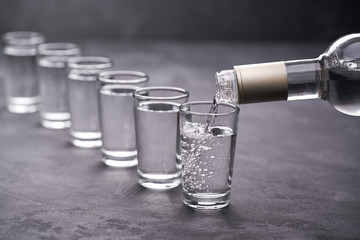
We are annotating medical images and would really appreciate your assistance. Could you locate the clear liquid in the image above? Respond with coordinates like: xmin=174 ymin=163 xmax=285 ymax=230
xmin=135 ymin=102 xmax=181 ymax=175
xmin=68 ymin=78 xmax=100 ymax=133
xmin=100 ymin=86 xmax=137 ymax=152
xmin=328 ymin=67 xmax=360 ymax=116
xmin=38 ymin=56 xmax=69 ymax=116
xmin=181 ymin=122 xmax=236 ymax=194
xmin=3 ymin=53 xmax=38 ymax=98
xmin=3 ymin=51 xmax=39 ymax=113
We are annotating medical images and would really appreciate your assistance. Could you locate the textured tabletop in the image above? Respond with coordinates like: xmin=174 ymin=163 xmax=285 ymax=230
xmin=0 ymin=40 xmax=359 ymax=240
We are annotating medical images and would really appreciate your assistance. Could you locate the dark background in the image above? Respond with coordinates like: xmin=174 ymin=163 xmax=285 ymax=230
xmin=0 ymin=0 xmax=357 ymax=42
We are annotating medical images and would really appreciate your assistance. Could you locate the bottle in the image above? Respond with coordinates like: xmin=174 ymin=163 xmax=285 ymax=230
xmin=215 ymin=33 xmax=360 ymax=116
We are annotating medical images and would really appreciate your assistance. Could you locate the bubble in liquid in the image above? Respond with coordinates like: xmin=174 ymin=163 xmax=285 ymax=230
xmin=180 ymin=121 xmax=235 ymax=192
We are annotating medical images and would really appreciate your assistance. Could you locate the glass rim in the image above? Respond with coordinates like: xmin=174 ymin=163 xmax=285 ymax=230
xmin=68 ymin=69 xmax=102 ymax=81
xmin=67 ymin=56 xmax=112 ymax=69
xmin=180 ymin=101 xmax=239 ymax=116
xmin=98 ymin=70 xmax=149 ymax=84
xmin=133 ymin=86 xmax=189 ymax=100
xmin=2 ymin=31 xmax=45 ymax=45
xmin=38 ymin=43 xmax=80 ymax=56
xmin=100 ymin=84 xmax=141 ymax=92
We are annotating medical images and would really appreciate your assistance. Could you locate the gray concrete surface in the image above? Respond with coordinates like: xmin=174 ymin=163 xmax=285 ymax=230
xmin=0 ymin=41 xmax=359 ymax=239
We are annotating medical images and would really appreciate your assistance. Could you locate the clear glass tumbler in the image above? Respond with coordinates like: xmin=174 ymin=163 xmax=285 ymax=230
xmin=179 ymin=101 xmax=239 ymax=210
xmin=133 ymin=86 xmax=189 ymax=189
xmin=2 ymin=31 xmax=45 ymax=113
xmin=37 ymin=43 xmax=81 ymax=129
xmin=98 ymin=70 xmax=149 ymax=167
xmin=67 ymin=56 xmax=113 ymax=148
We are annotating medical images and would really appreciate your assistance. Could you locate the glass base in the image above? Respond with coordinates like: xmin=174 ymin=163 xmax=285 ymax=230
xmin=138 ymin=169 xmax=181 ymax=190
xmin=70 ymin=130 xmax=102 ymax=148
xmin=7 ymin=96 xmax=40 ymax=114
xmin=71 ymin=138 xmax=102 ymax=148
xmin=102 ymin=148 xmax=138 ymax=167
xmin=183 ymin=192 xmax=231 ymax=210
xmin=41 ymin=119 xmax=71 ymax=129
xmin=40 ymin=112 xmax=71 ymax=129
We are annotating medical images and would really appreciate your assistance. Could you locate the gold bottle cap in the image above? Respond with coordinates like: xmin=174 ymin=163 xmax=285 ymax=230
xmin=234 ymin=62 xmax=288 ymax=104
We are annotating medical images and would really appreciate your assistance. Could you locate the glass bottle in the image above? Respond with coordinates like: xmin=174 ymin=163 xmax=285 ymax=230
xmin=216 ymin=33 xmax=360 ymax=116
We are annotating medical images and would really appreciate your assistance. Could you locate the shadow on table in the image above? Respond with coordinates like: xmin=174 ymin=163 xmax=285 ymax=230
xmin=173 ymin=202 xmax=246 ymax=228
xmin=0 ymin=104 xmax=6 ymax=113
xmin=124 ymin=182 xmax=245 ymax=226
xmin=34 ymin=121 xmax=43 ymax=129
xmin=92 ymin=161 xmax=137 ymax=171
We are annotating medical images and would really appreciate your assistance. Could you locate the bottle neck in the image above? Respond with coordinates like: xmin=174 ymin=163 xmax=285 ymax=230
xmin=215 ymin=70 xmax=238 ymax=103
xmin=285 ymin=58 xmax=324 ymax=101
xmin=216 ymin=58 xmax=327 ymax=104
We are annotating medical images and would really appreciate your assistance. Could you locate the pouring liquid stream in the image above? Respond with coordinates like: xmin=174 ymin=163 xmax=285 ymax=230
xmin=204 ymin=95 xmax=219 ymax=133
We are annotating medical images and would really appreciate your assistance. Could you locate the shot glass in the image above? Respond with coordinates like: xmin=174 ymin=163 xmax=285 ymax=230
xmin=67 ymin=56 xmax=113 ymax=148
xmin=98 ymin=70 xmax=149 ymax=167
xmin=134 ymin=86 xmax=189 ymax=189
xmin=37 ymin=43 xmax=81 ymax=129
xmin=2 ymin=31 xmax=45 ymax=113
xmin=179 ymin=101 xmax=239 ymax=210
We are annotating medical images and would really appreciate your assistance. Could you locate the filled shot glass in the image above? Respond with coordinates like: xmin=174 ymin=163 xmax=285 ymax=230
xmin=134 ymin=86 xmax=189 ymax=189
xmin=179 ymin=101 xmax=239 ymax=210
xmin=67 ymin=56 xmax=113 ymax=148
xmin=2 ymin=31 xmax=45 ymax=113
xmin=37 ymin=43 xmax=81 ymax=129
xmin=98 ymin=70 xmax=149 ymax=167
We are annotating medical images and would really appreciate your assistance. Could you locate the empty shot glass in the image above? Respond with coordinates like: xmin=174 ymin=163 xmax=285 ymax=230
xmin=179 ymin=101 xmax=239 ymax=210
xmin=134 ymin=86 xmax=189 ymax=189
xmin=37 ymin=43 xmax=81 ymax=129
xmin=2 ymin=31 xmax=45 ymax=113
xmin=67 ymin=56 xmax=113 ymax=148
xmin=98 ymin=70 xmax=149 ymax=167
